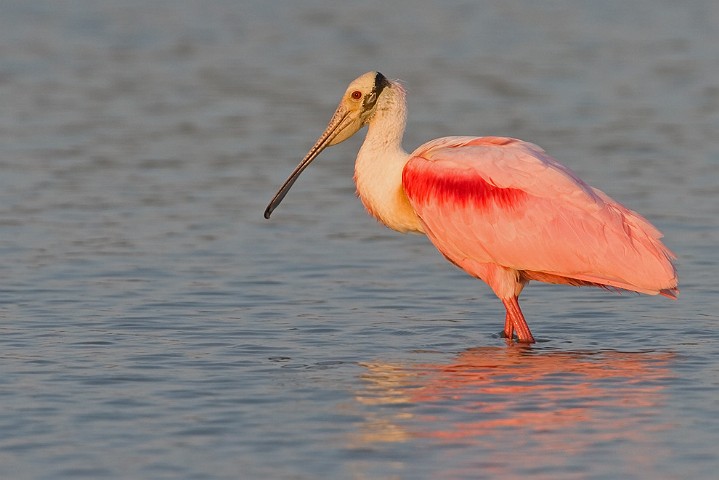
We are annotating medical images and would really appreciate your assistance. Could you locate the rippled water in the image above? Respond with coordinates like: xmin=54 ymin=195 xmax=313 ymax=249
xmin=1 ymin=1 xmax=718 ymax=479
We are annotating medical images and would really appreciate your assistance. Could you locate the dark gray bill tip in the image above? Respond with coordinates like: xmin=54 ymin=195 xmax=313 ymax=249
xmin=263 ymin=192 xmax=285 ymax=219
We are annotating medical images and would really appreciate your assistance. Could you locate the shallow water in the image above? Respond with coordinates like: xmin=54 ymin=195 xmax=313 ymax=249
xmin=0 ymin=0 xmax=718 ymax=479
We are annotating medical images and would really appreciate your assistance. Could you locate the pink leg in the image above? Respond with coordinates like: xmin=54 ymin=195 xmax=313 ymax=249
xmin=501 ymin=296 xmax=535 ymax=343
xmin=503 ymin=314 xmax=514 ymax=339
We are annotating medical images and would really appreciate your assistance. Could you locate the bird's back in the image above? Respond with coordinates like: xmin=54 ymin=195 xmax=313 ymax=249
xmin=402 ymin=136 xmax=678 ymax=297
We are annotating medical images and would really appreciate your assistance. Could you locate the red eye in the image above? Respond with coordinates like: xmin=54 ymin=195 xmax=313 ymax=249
xmin=351 ymin=90 xmax=362 ymax=100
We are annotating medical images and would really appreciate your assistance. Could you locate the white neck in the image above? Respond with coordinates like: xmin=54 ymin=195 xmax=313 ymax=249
xmin=353 ymin=84 xmax=424 ymax=234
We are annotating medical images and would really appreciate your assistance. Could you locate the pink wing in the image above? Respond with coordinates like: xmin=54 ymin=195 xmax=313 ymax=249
xmin=402 ymin=136 xmax=678 ymax=297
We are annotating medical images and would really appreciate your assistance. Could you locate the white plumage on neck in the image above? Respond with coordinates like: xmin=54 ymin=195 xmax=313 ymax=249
xmin=353 ymin=83 xmax=424 ymax=234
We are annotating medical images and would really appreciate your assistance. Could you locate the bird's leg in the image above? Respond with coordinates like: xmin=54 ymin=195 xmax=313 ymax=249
xmin=502 ymin=296 xmax=535 ymax=343
xmin=503 ymin=313 xmax=514 ymax=339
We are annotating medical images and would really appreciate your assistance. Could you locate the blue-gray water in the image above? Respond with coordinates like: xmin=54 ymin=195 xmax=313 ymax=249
xmin=1 ymin=1 xmax=717 ymax=479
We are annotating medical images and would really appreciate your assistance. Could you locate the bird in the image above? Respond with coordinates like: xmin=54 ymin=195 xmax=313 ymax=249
xmin=264 ymin=71 xmax=678 ymax=343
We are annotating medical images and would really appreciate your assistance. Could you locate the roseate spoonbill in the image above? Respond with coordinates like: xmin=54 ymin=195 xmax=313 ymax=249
xmin=264 ymin=72 xmax=678 ymax=343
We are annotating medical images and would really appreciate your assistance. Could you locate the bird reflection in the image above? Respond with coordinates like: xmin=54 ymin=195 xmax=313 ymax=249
xmin=349 ymin=346 xmax=673 ymax=474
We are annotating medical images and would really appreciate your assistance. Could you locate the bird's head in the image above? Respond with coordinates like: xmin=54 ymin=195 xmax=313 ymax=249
xmin=264 ymin=71 xmax=392 ymax=219
xmin=326 ymin=71 xmax=392 ymax=144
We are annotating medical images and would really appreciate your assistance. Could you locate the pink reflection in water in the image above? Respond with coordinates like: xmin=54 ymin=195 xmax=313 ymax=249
xmin=351 ymin=347 xmax=675 ymax=477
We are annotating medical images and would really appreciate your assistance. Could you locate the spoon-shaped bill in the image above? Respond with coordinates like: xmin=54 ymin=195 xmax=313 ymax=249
xmin=264 ymin=106 xmax=360 ymax=219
